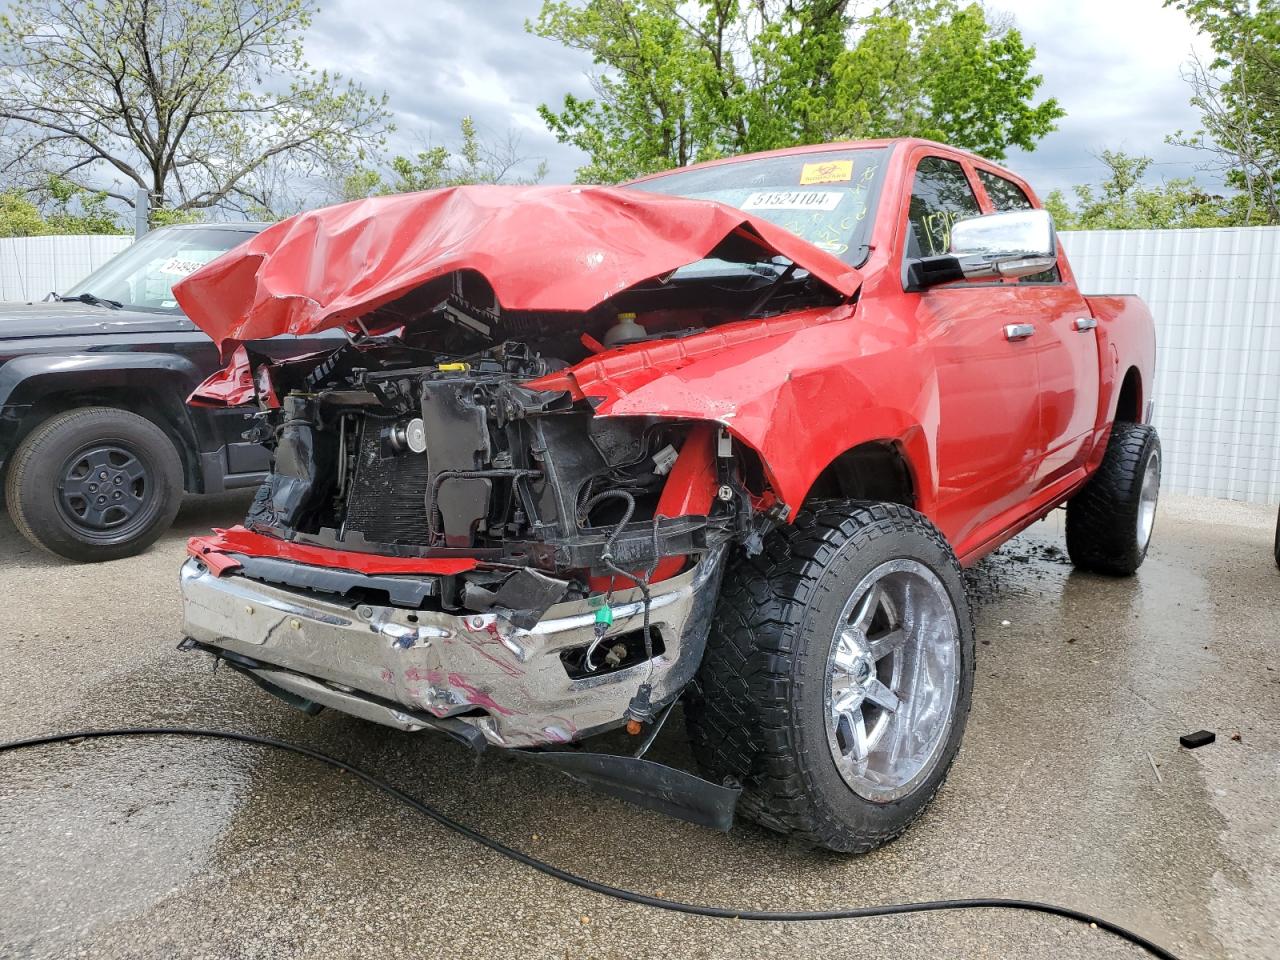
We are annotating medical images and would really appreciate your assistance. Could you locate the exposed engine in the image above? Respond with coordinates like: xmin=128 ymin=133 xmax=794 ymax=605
xmin=234 ymin=333 xmax=764 ymax=638
xmin=208 ymin=253 xmax=831 ymax=665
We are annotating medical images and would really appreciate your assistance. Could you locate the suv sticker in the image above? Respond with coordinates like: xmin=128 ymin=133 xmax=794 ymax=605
xmin=799 ymin=160 xmax=853 ymax=184
xmin=743 ymin=190 xmax=843 ymax=212
xmin=157 ymin=256 xmax=209 ymax=277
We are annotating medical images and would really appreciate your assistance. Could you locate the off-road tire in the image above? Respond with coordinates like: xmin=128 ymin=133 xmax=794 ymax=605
xmin=686 ymin=501 xmax=975 ymax=853
xmin=1066 ymin=422 xmax=1161 ymax=576
xmin=5 ymin=406 xmax=184 ymax=562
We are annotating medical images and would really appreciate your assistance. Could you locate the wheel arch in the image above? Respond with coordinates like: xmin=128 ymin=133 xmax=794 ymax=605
xmin=1114 ymin=366 xmax=1143 ymax=424
xmin=802 ymin=439 xmax=921 ymax=510
xmin=1 ymin=356 xmax=205 ymax=491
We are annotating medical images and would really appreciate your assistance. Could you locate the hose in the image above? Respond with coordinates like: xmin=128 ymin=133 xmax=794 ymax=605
xmin=0 ymin=727 xmax=1183 ymax=960
xmin=578 ymin=489 xmax=658 ymax=718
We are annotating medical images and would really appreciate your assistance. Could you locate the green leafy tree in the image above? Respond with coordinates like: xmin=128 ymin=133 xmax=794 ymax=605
xmin=0 ymin=190 xmax=48 ymax=237
xmin=0 ymin=0 xmax=391 ymax=221
xmin=41 ymin=176 xmax=124 ymax=234
xmin=339 ymin=117 xmax=548 ymax=200
xmin=1164 ymin=0 xmax=1280 ymax=224
xmin=1044 ymin=150 xmax=1233 ymax=230
xmin=0 ymin=175 xmax=126 ymax=236
xmin=530 ymin=0 xmax=1064 ymax=182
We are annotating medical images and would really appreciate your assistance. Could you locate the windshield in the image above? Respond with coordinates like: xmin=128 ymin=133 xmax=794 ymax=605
xmin=66 ymin=226 xmax=259 ymax=313
xmin=626 ymin=147 xmax=887 ymax=267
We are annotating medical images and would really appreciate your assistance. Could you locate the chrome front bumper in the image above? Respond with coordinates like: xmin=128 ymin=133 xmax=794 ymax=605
xmin=179 ymin=550 xmax=723 ymax=748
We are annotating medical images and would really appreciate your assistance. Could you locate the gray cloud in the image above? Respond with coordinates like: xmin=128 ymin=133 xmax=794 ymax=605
xmin=311 ymin=0 xmax=1219 ymax=193
xmin=307 ymin=0 xmax=596 ymax=181
xmin=997 ymin=0 xmax=1216 ymax=197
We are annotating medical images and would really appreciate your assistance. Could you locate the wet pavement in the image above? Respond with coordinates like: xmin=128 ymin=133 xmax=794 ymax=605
xmin=1 ymin=492 xmax=1277 ymax=960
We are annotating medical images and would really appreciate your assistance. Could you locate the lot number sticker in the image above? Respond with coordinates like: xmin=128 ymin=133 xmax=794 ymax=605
xmin=743 ymin=190 xmax=843 ymax=212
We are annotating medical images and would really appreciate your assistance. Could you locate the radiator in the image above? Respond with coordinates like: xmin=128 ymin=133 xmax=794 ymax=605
xmin=342 ymin=420 xmax=433 ymax=545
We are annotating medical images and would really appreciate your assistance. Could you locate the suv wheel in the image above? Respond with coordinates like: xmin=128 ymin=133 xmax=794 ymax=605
xmin=5 ymin=407 xmax=184 ymax=562
xmin=686 ymin=501 xmax=975 ymax=853
xmin=1066 ymin=422 xmax=1161 ymax=576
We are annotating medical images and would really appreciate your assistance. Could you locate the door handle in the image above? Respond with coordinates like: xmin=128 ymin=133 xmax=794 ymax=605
xmin=1073 ymin=317 xmax=1098 ymax=331
xmin=1004 ymin=323 xmax=1035 ymax=341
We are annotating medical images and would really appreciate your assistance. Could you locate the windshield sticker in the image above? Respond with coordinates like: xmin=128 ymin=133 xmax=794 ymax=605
xmin=799 ymin=160 xmax=853 ymax=185
xmin=743 ymin=190 xmax=843 ymax=212
xmin=156 ymin=256 xmax=210 ymax=277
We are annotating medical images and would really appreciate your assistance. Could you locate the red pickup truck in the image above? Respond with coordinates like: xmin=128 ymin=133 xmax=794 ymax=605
xmin=176 ymin=138 xmax=1159 ymax=852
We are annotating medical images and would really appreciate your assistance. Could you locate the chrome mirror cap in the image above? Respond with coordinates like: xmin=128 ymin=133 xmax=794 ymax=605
xmin=951 ymin=208 xmax=1057 ymax=281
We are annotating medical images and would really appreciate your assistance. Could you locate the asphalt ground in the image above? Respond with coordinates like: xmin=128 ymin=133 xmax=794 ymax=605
xmin=1 ymin=492 xmax=1277 ymax=960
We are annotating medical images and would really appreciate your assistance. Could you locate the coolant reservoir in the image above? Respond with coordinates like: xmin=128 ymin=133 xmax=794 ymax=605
xmin=603 ymin=311 xmax=646 ymax=347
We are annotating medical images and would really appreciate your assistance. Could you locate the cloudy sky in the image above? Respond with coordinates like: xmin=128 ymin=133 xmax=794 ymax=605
xmin=305 ymin=0 xmax=1211 ymax=196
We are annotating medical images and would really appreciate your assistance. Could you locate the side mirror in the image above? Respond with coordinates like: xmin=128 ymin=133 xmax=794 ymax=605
xmin=950 ymin=208 xmax=1057 ymax=280
xmin=904 ymin=208 xmax=1058 ymax=291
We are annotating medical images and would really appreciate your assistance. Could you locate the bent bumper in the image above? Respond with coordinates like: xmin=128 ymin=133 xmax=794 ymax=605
xmin=179 ymin=550 xmax=723 ymax=748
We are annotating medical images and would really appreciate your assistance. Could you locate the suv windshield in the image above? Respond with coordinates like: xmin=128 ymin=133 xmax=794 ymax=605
xmin=65 ymin=226 xmax=260 ymax=313
xmin=626 ymin=147 xmax=887 ymax=267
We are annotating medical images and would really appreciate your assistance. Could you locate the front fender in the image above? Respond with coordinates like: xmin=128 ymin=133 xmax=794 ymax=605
xmin=545 ymin=305 xmax=938 ymax=513
xmin=0 ymin=352 xmax=207 ymax=407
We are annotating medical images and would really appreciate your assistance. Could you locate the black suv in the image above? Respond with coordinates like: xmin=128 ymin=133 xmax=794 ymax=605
xmin=1 ymin=223 xmax=341 ymax=561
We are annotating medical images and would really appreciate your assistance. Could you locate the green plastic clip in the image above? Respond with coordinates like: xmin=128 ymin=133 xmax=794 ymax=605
xmin=594 ymin=605 xmax=614 ymax=627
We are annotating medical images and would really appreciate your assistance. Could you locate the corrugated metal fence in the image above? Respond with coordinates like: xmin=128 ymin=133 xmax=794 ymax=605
xmin=1060 ymin=227 xmax=1280 ymax=503
xmin=0 ymin=234 xmax=132 ymax=302
xmin=2 ymin=227 xmax=1277 ymax=502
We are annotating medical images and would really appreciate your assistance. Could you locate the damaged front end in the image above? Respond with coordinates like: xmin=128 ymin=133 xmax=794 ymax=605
xmin=175 ymin=184 xmax=856 ymax=825
xmin=182 ymin=331 xmax=752 ymax=749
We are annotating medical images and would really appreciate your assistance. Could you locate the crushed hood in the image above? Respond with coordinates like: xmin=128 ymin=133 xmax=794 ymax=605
xmin=173 ymin=184 xmax=862 ymax=352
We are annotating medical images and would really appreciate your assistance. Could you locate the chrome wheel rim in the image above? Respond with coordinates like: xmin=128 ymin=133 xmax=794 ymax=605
xmin=824 ymin=559 xmax=960 ymax=803
xmin=1137 ymin=449 xmax=1160 ymax=551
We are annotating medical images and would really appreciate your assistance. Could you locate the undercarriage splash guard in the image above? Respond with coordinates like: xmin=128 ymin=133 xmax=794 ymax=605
xmin=181 ymin=634 xmax=742 ymax=829
xmin=523 ymin=749 xmax=740 ymax=832
xmin=184 ymin=638 xmax=740 ymax=831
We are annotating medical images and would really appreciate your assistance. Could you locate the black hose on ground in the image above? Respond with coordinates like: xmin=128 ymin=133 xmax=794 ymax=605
xmin=0 ymin=727 xmax=1183 ymax=960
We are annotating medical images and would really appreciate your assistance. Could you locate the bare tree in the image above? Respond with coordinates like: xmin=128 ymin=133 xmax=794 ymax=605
xmin=0 ymin=0 xmax=391 ymax=219
xmin=336 ymin=117 xmax=549 ymax=202
xmin=1172 ymin=50 xmax=1279 ymax=223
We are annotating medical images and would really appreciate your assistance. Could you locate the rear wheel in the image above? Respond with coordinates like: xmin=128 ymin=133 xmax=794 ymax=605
xmin=686 ymin=501 xmax=974 ymax=852
xmin=1066 ymin=422 xmax=1161 ymax=576
xmin=5 ymin=406 xmax=184 ymax=562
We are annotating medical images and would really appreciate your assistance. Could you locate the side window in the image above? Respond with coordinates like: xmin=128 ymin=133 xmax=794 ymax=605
xmin=977 ymin=170 xmax=1033 ymax=211
xmin=976 ymin=169 xmax=1061 ymax=283
xmin=905 ymin=157 xmax=982 ymax=259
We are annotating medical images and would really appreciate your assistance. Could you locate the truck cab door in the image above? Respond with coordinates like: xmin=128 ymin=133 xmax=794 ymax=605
xmin=901 ymin=155 xmax=1043 ymax=551
xmin=973 ymin=169 xmax=1100 ymax=486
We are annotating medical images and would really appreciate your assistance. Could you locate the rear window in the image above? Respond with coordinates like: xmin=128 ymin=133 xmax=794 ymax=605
xmin=976 ymin=170 xmax=1060 ymax=283
xmin=627 ymin=148 xmax=888 ymax=266
xmin=977 ymin=170 xmax=1034 ymax=211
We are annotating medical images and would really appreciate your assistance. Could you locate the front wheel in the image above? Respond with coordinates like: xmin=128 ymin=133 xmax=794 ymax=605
xmin=4 ymin=406 xmax=184 ymax=562
xmin=687 ymin=501 xmax=975 ymax=853
xmin=1066 ymin=422 xmax=1161 ymax=576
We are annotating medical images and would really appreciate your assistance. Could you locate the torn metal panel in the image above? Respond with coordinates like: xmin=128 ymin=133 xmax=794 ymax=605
xmin=172 ymin=185 xmax=861 ymax=353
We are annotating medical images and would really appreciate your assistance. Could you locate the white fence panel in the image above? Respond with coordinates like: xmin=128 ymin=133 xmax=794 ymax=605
xmin=2 ymin=228 xmax=1276 ymax=502
xmin=1061 ymin=226 xmax=1280 ymax=503
xmin=0 ymin=234 xmax=132 ymax=303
